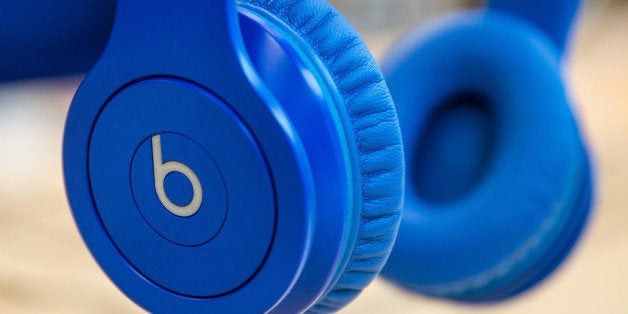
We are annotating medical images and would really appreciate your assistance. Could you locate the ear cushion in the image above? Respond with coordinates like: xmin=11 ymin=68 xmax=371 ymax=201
xmin=239 ymin=0 xmax=404 ymax=312
xmin=380 ymin=11 xmax=592 ymax=302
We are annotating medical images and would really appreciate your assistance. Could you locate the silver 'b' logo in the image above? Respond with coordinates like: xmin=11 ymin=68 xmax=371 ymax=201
xmin=152 ymin=134 xmax=203 ymax=217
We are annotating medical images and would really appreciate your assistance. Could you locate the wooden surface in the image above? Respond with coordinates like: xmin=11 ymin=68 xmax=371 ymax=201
xmin=0 ymin=2 xmax=626 ymax=313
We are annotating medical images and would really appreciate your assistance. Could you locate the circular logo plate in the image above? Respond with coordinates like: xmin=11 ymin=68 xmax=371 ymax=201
xmin=88 ymin=78 xmax=276 ymax=297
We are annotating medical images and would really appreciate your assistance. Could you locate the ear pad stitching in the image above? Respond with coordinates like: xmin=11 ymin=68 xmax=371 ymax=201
xmin=240 ymin=0 xmax=404 ymax=312
xmin=480 ymin=152 xmax=592 ymax=301
xmin=423 ymin=159 xmax=588 ymax=298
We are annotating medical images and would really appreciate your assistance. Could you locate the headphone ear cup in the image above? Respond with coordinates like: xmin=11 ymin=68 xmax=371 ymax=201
xmin=381 ymin=11 xmax=592 ymax=302
xmin=63 ymin=0 xmax=402 ymax=311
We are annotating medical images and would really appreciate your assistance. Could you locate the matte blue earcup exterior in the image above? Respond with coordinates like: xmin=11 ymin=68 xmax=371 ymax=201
xmin=63 ymin=0 xmax=402 ymax=313
xmin=0 ymin=0 xmax=115 ymax=81
xmin=238 ymin=1 xmax=404 ymax=312
xmin=380 ymin=11 xmax=592 ymax=302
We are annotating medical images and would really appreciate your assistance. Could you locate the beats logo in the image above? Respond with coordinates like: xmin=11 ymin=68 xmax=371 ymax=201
xmin=130 ymin=132 xmax=227 ymax=246
xmin=151 ymin=134 xmax=203 ymax=217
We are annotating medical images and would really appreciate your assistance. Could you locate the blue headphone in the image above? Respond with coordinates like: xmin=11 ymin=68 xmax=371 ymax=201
xmin=3 ymin=0 xmax=592 ymax=312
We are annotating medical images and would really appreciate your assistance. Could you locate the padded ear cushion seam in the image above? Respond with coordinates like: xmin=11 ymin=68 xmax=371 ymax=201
xmin=425 ymin=146 xmax=589 ymax=298
xmin=240 ymin=0 xmax=404 ymax=312
xmin=420 ymin=150 xmax=586 ymax=297
xmin=478 ymin=146 xmax=593 ymax=301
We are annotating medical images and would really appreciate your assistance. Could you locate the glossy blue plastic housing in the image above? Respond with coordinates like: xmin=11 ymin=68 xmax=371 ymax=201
xmin=381 ymin=8 xmax=592 ymax=302
xmin=0 ymin=0 xmax=115 ymax=81
xmin=63 ymin=1 xmax=358 ymax=312
xmin=60 ymin=0 xmax=405 ymax=312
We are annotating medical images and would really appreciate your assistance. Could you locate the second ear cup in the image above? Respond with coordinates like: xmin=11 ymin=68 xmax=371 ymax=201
xmin=380 ymin=11 xmax=592 ymax=302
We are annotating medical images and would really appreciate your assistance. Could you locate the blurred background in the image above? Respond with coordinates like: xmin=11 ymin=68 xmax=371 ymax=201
xmin=0 ymin=0 xmax=626 ymax=313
